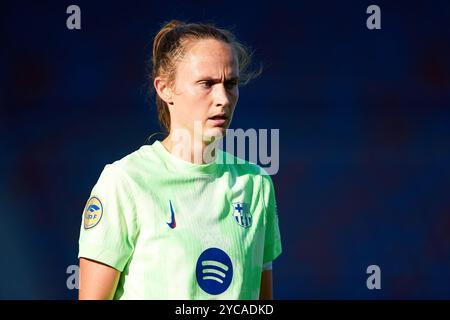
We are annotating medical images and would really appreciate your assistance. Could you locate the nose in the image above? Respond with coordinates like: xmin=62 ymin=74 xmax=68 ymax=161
xmin=213 ymin=83 xmax=231 ymax=108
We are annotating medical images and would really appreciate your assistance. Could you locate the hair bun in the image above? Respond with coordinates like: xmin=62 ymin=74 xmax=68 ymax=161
xmin=162 ymin=19 xmax=184 ymax=30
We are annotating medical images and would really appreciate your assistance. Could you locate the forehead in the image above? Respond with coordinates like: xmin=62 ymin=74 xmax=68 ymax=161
xmin=179 ymin=39 xmax=239 ymax=78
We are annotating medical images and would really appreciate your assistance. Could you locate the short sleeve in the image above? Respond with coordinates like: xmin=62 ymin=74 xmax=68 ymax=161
xmin=261 ymin=173 xmax=283 ymax=264
xmin=78 ymin=164 xmax=137 ymax=272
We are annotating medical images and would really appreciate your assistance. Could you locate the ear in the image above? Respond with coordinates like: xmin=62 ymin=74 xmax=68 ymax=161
xmin=154 ymin=77 xmax=174 ymax=105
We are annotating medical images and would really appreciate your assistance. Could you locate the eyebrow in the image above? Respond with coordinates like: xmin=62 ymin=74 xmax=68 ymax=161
xmin=197 ymin=76 xmax=239 ymax=82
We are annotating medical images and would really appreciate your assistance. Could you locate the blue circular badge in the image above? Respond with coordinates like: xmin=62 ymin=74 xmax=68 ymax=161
xmin=196 ymin=247 xmax=233 ymax=295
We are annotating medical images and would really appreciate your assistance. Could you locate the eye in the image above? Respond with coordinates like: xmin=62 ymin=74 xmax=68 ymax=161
xmin=200 ymin=81 xmax=214 ymax=88
xmin=225 ymin=80 xmax=238 ymax=90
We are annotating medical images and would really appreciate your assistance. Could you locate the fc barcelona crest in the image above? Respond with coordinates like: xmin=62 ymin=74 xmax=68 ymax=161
xmin=232 ymin=202 xmax=252 ymax=228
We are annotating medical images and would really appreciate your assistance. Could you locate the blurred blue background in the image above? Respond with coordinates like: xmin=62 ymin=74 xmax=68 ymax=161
xmin=1 ymin=0 xmax=450 ymax=299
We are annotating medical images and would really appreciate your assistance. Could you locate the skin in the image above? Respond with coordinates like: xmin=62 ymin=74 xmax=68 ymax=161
xmin=260 ymin=270 xmax=273 ymax=300
xmin=79 ymin=38 xmax=273 ymax=300
xmin=78 ymin=258 xmax=120 ymax=299
xmin=155 ymin=38 xmax=239 ymax=164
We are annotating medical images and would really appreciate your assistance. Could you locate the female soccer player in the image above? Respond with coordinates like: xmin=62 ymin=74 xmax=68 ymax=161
xmin=78 ymin=20 xmax=282 ymax=300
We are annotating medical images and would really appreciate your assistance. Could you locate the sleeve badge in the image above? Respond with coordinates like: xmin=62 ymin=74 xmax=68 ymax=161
xmin=83 ymin=196 xmax=103 ymax=229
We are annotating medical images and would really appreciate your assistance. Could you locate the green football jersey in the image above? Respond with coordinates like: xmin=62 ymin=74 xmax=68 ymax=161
xmin=78 ymin=140 xmax=282 ymax=299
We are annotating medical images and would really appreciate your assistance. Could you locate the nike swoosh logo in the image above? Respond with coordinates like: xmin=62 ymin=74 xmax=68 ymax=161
xmin=166 ymin=200 xmax=176 ymax=229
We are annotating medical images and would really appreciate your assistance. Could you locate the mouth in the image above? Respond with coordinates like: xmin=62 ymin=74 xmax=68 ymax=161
xmin=208 ymin=114 xmax=228 ymax=127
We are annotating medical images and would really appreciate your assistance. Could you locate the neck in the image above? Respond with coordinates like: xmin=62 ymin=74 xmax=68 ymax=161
xmin=161 ymin=133 xmax=219 ymax=164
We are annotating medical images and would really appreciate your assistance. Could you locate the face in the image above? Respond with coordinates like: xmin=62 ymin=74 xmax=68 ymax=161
xmin=166 ymin=39 xmax=239 ymax=143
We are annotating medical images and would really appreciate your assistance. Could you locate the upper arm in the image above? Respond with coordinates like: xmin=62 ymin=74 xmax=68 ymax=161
xmin=261 ymin=174 xmax=282 ymax=270
xmin=79 ymin=257 xmax=121 ymax=300
xmin=259 ymin=269 xmax=273 ymax=300
xmin=77 ymin=165 xmax=137 ymax=299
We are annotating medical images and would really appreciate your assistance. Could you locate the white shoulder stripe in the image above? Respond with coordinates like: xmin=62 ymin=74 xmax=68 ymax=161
xmin=263 ymin=262 xmax=273 ymax=271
